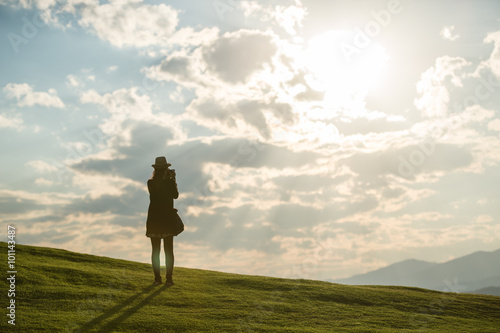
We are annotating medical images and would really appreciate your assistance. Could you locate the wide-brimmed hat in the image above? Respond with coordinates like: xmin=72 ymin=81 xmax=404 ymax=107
xmin=152 ymin=156 xmax=171 ymax=169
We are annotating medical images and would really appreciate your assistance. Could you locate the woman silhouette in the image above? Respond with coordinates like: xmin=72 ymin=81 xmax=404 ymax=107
xmin=146 ymin=156 xmax=179 ymax=285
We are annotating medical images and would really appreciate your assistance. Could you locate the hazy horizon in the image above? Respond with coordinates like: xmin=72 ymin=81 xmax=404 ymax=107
xmin=1 ymin=0 xmax=500 ymax=282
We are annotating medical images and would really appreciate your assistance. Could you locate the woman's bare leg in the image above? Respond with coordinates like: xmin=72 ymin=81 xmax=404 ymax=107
xmin=150 ymin=237 xmax=162 ymax=283
xmin=164 ymin=236 xmax=174 ymax=282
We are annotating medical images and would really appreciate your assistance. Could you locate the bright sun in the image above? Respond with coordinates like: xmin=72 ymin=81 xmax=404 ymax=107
xmin=301 ymin=30 xmax=389 ymax=107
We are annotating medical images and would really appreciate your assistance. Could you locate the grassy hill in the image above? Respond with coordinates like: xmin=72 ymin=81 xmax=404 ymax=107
xmin=1 ymin=242 xmax=499 ymax=332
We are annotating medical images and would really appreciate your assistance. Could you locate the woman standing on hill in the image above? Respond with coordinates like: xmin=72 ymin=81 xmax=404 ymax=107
xmin=146 ymin=156 xmax=182 ymax=286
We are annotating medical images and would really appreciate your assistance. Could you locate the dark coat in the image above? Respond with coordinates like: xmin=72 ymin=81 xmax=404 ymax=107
xmin=145 ymin=176 xmax=179 ymax=237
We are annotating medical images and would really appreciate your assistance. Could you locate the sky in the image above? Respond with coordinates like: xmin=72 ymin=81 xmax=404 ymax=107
xmin=1 ymin=0 xmax=500 ymax=281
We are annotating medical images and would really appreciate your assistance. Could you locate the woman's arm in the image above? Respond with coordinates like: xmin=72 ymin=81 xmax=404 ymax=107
xmin=166 ymin=168 xmax=179 ymax=199
xmin=170 ymin=179 xmax=179 ymax=199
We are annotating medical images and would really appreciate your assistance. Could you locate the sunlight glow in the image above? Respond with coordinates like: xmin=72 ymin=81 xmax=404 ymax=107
xmin=301 ymin=30 xmax=389 ymax=106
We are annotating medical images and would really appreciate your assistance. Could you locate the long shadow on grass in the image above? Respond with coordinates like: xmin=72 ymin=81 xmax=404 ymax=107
xmin=78 ymin=284 xmax=170 ymax=332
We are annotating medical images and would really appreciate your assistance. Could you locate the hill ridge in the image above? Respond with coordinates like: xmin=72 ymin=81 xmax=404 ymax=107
xmin=336 ymin=248 xmax=500 ymax=295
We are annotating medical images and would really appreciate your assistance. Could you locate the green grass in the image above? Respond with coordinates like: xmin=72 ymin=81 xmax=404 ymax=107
xmin=1 ymin=242 xmax=499 ymax=332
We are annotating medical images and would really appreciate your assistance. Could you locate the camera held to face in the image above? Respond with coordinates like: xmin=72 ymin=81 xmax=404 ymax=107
xmin=166 ymin=168 xmax=176 ymax=180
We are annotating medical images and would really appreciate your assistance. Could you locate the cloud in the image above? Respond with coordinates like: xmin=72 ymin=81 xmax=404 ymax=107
xmin=63 ymin=183 xmax=147 ymax=216
xmin=274 ymin=2 xmax=307 ymax=35
xmin=158 ymin=52 xmax=197 ymax=83
xmin=66 ymin=74 xmax=80 ymax=87
xmin=488 ymin=119 xmax=500 ymax=131
xmin=186 ymin=97 xmax=297 ymax=140
xmin=34 ymin=178 xmax=55 ymax=186
xmin=77 ymin=0 xmax=179 ymax=48
xmin=414 ymin=56 xmax=471 ymax=118
xmin=344 ymin=142 xmax=473 ymax=182
xmin=472 ymin=214 xmax=493 ymax=224
xmin=80 ymin=87 xmax=184 ymax=146
xmin=42 ymin=127 xmax=333 ymax=266
xmin=69 ymin=21 xmax=500 ymax=277
xmin=71 ymin=172 xmax=143 ymax=199
xmin=26 ymin=160 xmax=61 ymax=173
xmin=0 ymin=113 xmax=23 ymax=130
xmin=202 ymin=29 xmax=278 ymax=84
xmin=440 ymin=25 xmax=459 ymax=41
xmin=65 ymin=71 xmax=97 ymax=89
xmin=240 ymin=1 xmax=268 ymax=18
xmin=272 ymin=174 xmax=347 ymax=193
xmin=146 ymin=28 xmax=307 ymax=141
xmin=0 ymin=0 xmax=43 ymax=9
xmin=180 ymin=205 xmax=279 ymax=252
xmin=72 ymin=135 xmax=320 ymax=195
xmin=64 ymin=130 xmax=327 ymax=249
xmin=147 ymin=28 xmax=354 ymax=147
xmin=0 ymin=188 xmax=77 ymax=211
xmin=0 ymin=0 xmax=188 ymax=48
xmin=483 ymin=30 xmax=500 ymax=78
xmin=238 ymin=0 xmax=307 ymax=36
xmin=3 ymin=83 xmax=64 ymax=108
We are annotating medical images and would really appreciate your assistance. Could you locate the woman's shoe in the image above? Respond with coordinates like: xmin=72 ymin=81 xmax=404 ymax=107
xmin=165 ymin=280 xmax=174 ymax=286
xmin=154 ymin=278 xmax=162 ymax=285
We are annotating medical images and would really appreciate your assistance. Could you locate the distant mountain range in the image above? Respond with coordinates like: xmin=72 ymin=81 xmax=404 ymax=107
xmin=334 ymin=249 xmax=500 ymax=296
